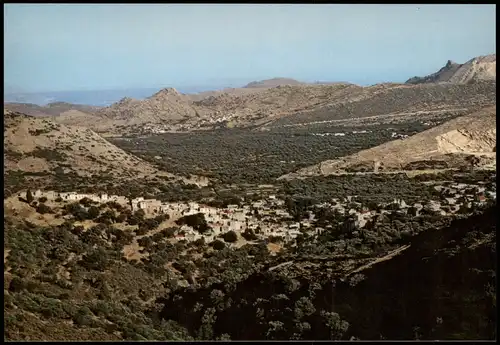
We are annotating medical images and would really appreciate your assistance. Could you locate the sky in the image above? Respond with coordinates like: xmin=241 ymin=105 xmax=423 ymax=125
xmin=4 ymin=4 xmax=496 ymax=93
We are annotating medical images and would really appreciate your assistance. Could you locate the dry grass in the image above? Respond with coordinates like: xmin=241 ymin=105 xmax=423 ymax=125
xmin=4 ymin=111 xmax=207 ymax=185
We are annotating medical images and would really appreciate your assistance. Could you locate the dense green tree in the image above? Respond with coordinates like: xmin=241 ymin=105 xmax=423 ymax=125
xmin=26 ymin=189 xmax=34 ymax=203
xmin=211 ymin=240 xmax=226 ymax=250
xmin=87 ymin=206 xmax=100 ymax=219
xmin=222 ymin=231 xmax=238 ymax=243
xmin=320 ymin=310 xmax=349 ymax=340
xmin=36 ymin=203 xmax=53 ymax=214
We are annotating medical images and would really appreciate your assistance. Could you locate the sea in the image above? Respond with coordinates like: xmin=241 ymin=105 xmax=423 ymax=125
xmin=3 ymin=86 xmax=223 ymax=107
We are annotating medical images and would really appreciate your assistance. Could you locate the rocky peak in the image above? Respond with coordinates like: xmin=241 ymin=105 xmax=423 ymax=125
xmin=117 ymin=97 xmax=135 ymax=105
xmin=149 ymin=87 xmax=182 ymax=100
xmin=445 ymin=60 xmax=456 ymax=69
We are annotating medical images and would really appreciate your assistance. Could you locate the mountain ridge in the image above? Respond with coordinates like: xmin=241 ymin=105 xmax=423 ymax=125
xmin=406 ymin=54 xmax=496 ymax=84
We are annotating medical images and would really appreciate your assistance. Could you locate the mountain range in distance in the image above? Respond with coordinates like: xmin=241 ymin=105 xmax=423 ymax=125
xmin=7 ymin=53 xmax=492 ymax=108
xmin=5 ymin=54 xmax=495 ymax=108
xmin=4 ymin=78 xmax=346 ymax=107
xmin=4 ymin=54 xmax=496 ymax=136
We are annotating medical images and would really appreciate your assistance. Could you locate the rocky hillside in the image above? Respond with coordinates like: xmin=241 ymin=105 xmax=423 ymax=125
xmin=96 ymin=88 xmax=198 ymax=122
xmin=51 ymin=88 xmax=200 ymax=134
xmin=3 ymin=111 xmax=171 ymax=179
xmin=243 ymin=77 xmax=305 ymax=88
xmin=268 ymin=80 xmax=496 ymax=128
xmin=94 ymin=80 xmax=494 ymax=134
xmin=192 ymin=83 xmax=362 ymax=125
xmin=52 ymin=83 xmax=366 ymax=134
xmin=44 ymin=55 xmax=497 ymax=135
xmin=406 ymin=54 xmax=496 ymax=84
xmin=4 ymin=102 xmax=100 ymax=118
xmin=282 ymin=106 xmax=496 ymax=178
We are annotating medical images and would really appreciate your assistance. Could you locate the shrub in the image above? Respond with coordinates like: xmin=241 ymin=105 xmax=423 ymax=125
xmin=151 ymin=232 xmax=165 ymax=242
xmin=79 ymin=197 xmax=94 ymax=207
xmin=134 ymin=209 xmax=146 ymax=219
xmin=116 ymin=213 xmax=127 ymax=223
xmin=241 ymin=229 xmax=258 ymax=241
xmin=80 ymin=248 xmax=110 ymax=271
xmin=71 ymin=226 xmax=85 ymax=235
xmin=268 ymin=235 xmax=283 ymax=244
xmin=222 ymin=231 xmax=238 ymax=243
xmin=193 ymin=237 xmax=206 ymax=247
xmin=210 ymin=240 xmax=226 ymax=250
xmin=176 ymin=213 xmax=210 ymax=234
xmin=36 ymin=203 xmax=53 ymax=215
xmin=87 ymin=206 xmax=100 ymax=219
xmin=135 ymin=226 xmax=149 ymax=236
xmin=26 ymin=189 xmax=34 ymax=203
xmin=162 ymin=227 xmax=177 ymax=238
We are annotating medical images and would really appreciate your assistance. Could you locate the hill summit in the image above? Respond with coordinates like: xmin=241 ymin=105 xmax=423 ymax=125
xmin=406 ymin=54 xmax=496 ymax=84
xmin=243 ymin=78 xmax=304 ymax=88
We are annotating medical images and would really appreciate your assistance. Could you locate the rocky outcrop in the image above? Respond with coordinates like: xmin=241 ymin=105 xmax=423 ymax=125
xmin=406 ymin=55 xmax=496 ymax=84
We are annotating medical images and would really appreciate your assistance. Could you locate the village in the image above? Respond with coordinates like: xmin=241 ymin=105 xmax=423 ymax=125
xmin=18 ymin=179 xmax=495 ymax=246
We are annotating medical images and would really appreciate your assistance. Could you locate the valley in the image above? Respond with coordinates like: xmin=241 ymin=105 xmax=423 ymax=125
xmin=4 ymin=54 xmax=497 ymax=341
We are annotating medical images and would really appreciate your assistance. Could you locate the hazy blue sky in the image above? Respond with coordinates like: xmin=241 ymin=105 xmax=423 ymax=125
xmin=4 ymin=4 xmax=496 ymax=93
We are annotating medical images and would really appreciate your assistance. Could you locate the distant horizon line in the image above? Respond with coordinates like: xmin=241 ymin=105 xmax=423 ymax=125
xmin=4 ymin=79 xmax=382 ymax=96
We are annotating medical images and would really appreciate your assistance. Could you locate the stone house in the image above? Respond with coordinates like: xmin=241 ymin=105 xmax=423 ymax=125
xmin=211 ymin=225 xmax=223 ymax=235
xmin=45 ymin=191 xmax=57 ymax=200
xmin=138 ymin=199 xmax=162 ymax=213
xmin=231 ymin=212 xmax=246 ymax=222
xmin=160 ymin=204 xmax=171 ymax=213
xmin=63 ymin=192 xmax=79 ymax=201
xmin=228 ymin=221 xmax=243 ymax=231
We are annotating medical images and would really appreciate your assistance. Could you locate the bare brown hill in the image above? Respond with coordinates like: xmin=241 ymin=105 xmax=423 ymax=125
xmin=281 ymin=106 xmax=496 ymax=179
xmin=191 ymin=83 xmax=363 ymax=127
xmin=268 ymin=81 xmax=496 ymax=128
xmin=51 ymin=80 xmax=495 ymax=135
xmin=52 ymin=83 xmax=364 ymax=134
xmin=406 ymin=54 xmax=496 ymax=84
xmin=243 ymin=77 xmax=305 ymax=88
xmin=3 ymin=111 xmax=178 ymax=180
xmin=42 ymin=55 xmax=497 ymax=135
xmin=185 ymin=87 xmax=265 ymax=102
xmin=4 ymin=102 xmax=100 ymax=117
xmin=186 ymin=78 xmax=340 ymax=102
xmin=51 ymin=88 xmax=199 ymax=133
xmin=96 ymin=87 xmax=197 ymax=122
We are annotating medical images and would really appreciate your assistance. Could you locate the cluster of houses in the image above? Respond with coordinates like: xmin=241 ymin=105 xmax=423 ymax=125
xmin=18 ymin=188 xmax=304 ymax=243
xmin=18 ymin=178 xmax=495 ymax=245
xmin=19 ymin=190 xmax=128 ymax=204
xmin=132 ymin=195 xmax=304 ymax=243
